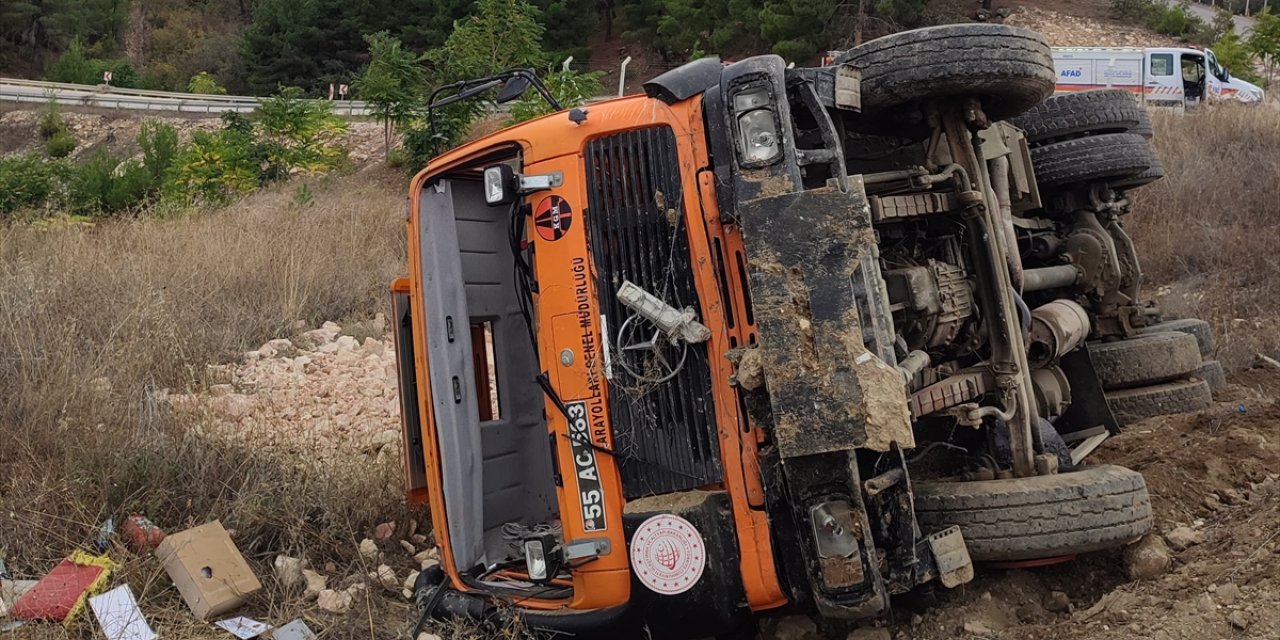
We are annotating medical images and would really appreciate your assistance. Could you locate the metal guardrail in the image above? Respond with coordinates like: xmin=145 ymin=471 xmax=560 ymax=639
xmin=0 ymin=77 xmax=372 ymax=117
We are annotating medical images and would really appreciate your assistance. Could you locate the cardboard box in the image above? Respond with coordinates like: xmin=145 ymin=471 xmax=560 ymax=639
xmin=155 ymin=521 xmax=261 ymax=620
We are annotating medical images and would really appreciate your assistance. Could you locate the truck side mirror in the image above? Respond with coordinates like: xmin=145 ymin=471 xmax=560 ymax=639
xmin=496 ymin=76 xmax=532 ymax=104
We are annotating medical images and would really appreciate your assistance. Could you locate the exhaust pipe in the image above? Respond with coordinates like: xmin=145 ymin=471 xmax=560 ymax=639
xmin=1028 ymin=300 xmax=1090 ymax=368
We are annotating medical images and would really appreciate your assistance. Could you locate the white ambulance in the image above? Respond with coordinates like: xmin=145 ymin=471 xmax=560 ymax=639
xmin=1052 ymin=47 xmax=1265 ymax=108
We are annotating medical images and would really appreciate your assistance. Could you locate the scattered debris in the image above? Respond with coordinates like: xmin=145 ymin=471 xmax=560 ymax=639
xmin=272 ymin=619 xmax=318 ymax=640
xmin=88 ymin=585 xmax=154 ymax=640
xmin=1228 ymin=609 xmax=1250 ymax=630
xmin=1043 ymin=590 xmax=1071 ymax=614
xmin=156 ymin=521 xmax=262 ymax=620
xmin=215 ymin=615 xmax=271 ymax=639
xmin=11 ymin=551 xmax=117 ymax=623
xmin=121 ymin=515 xmax=166 ymax=553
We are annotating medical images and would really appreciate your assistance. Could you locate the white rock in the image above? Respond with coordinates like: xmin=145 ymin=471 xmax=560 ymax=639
xmin=266 ymin=338 xmax=293 ymax=352
xmin=420 ymin=558 xmax=440 ymax=572
xmin=302 ymin=569 xmax=327 ymax=599
xmin=257 ymin=344 xmax=278 ymax=359
xmin=359 ymin=538 xmax=379 ymax=561
xmin=273 ymin=555 xmax=304 ymax=589
xmin=417 ymin=634 xmax=442 ymax=640
xmin=369 ymin=564 xmax=398 ymax=590
xmin=399 ymin=540 xmax=416 ymax=554
xmin=316 ymin=588 xmax=352 ymax=614
xmin=304 ymin=328 xmax=338 ymax=346
xmin=403 ymin=570 xmax=420 ymax=591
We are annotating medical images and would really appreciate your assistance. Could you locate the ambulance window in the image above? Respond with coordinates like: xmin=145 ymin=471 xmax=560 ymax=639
xmin=1150 ymin=54 xmax=1174 ymax=76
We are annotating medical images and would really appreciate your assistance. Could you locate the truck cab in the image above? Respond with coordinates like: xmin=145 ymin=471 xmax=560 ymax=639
xmin=393 ymin=24 xmax=1159 ymax=637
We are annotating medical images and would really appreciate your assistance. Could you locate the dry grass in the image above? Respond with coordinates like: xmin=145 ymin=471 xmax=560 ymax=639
xmin=1126 ymin=105 xmax=1280 ymax=370
xmin=0 ymin=167 xmax=426 ymax=638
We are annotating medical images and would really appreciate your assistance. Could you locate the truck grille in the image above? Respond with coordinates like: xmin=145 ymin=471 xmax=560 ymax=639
xmin=584 ymin=127 xmax=723 ymax=498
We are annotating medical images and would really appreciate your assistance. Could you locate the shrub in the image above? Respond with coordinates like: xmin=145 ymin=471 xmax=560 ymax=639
xmin=506 ymin=68 xmax=606 ymax=124
xmin=254 ymin=88 xmax=349 ymax=172
xmin=37 ymin=100 xmax=67 ymax=140
xmin=170 ymin=115 xmax=271 ymax=204
xmin=47 ymin=39 xmax=140 ymax=87
xmin=46 ymin=130 xmax=77 ymax=158
xmin=139 ymin=121 xmax=179 ymax=186
xmin=0 ymin=154 xmax=59 ymax=215
xmin=70 ymin=150 xmax=152 ymax=216
xmin=188 ymin=71 xmax=229 ymax=95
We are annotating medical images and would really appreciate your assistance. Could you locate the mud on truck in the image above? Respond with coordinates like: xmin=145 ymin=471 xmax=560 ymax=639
xmin=390 ymin=23 xmax=1219 ymax=637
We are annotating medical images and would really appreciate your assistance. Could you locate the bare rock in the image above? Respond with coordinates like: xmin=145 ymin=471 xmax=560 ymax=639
xmin=399 ymin=540 xmax=416 ymax=554
xmin=1164 ymin=525 xmax=1205 ymax=551
xmin=335 ymin=335 xmax=360 ymax=353
xmin=1228 ymin=610 xmax=1250 ymax=630
xmin=847 ymin=629 xmax=891 ymax=640
xmin=401 ymin=571 xmax=420 ymax=600
xmin=1044 ymin=590 xmax=1071 ymax=613
xmin=302 ymin=569 xmax=327 ymax=599
xmin=962 ymin=621 xmax=993 ymax=636
xmin=1216 ymin=582 xmax=1241 ymax=606
xmin=764 ymin=615 xmax=818 ymax=640
xmin=273 ymin=555 xmax=304 ymax=589
xmin=316 ymin=589 xmax=353 ymax=614
xmin=266 ymin=338 xmax=293 ymax=352
xmin=358 ymin=538 xmax=379 ymax=561
xmin=417 ymin=634 xmax=442 ymax=640
xmin=1124 ymin=534 xmax=1172 ymax=580
xmin=370 ymin=564 xmax=398 ymax=590
xmin=374 ymin=521 xmax=396 ymax=540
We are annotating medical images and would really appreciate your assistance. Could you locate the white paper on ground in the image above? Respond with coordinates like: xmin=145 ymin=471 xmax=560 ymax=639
xmin=88 ymin=585 xmax=156 ymax=640
xmin=216 ymin=615 xmax=272 ymax=638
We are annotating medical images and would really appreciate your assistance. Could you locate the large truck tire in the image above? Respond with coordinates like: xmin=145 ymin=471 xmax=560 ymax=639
xmin=1137 ymin=318 xmax=1216 ymax=355
xmin=914 ymin=465 xmax=1153 ymax=562
xmin=1131 ymin=107 xmax=1154 ymax=138
xmin=1011 ymin=89 xmax=1144 ymax=143
xmin=1192 ymin=360 xmax=1227 ymax=393
xmin=1111 ymin=152 xmax=1165 ymax=190
xmin=1090 ymin=331 xmax=1202 ymax=389
xmin=837 ymin=24 xmax=1055 ymax=120
xmin=1030 ymin=133 xmax=1153 ymax=189
xmin=1107 ymin=378 xmax=1214 ymax=425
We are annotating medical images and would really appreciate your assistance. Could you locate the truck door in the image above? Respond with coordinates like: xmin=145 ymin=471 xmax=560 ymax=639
xmin=1144 ymin=51 xmax=1184 ymax=108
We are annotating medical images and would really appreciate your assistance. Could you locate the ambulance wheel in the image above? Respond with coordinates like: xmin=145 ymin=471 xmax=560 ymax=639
xmin=913 ymin=465 xmax=1153 ymax=562
xmin=836 ymin=24 xmax=1055 ymax=120
xmin=1011 ymin=89 xmax=1144 ymax=143
xmin=1030 ymin=133 xmax=1153 ymax=189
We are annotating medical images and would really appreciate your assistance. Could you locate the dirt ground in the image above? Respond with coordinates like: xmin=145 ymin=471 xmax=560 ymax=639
xmin=806 ymin=369 xmax=1280 ymax=640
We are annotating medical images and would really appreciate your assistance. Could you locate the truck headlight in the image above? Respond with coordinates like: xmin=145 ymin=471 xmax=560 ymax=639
xmin=483 ymin=164 xmax=515 ymax=206
xmin=733 ymin=86 xmax=781 ymax=165
xmin=523 ymin=533 xmax=560 ymax=583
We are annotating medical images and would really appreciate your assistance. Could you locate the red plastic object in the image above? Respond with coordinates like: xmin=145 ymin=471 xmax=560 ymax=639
xmin=122 ymin=514 xmax=166 ymax=552
xmin=11 ymin=551 xmax=115 ymax=624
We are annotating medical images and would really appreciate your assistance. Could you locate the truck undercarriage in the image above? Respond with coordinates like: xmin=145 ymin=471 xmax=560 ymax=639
xmin=392 ymin=23 xmax=1214 ymax=637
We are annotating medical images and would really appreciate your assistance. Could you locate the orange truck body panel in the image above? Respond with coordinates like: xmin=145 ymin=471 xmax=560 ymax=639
xmin=399 ymin=94 xmax=788 ymax=613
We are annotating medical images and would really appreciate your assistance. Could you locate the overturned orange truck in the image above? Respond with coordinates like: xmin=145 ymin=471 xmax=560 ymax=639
xmin=389 ymin=23 xmax=1197 ymax=636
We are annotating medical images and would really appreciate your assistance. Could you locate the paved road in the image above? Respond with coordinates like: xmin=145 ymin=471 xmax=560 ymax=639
xmin=1164 ymin=0 xmax=1256 ymax=36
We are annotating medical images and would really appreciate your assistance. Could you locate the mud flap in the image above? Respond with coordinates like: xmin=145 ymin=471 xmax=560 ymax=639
xmin=925 ymin=526 xmax=974 ymax=588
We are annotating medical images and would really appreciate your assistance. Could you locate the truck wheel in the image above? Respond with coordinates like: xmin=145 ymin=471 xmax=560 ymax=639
xmin=913 ymin=465 xmax=1153 ymax=562
xmin=1090 ymin=331 xmax=1202 ymax=389
xmin=1010 ymin=89 xmax=1144 ymax=143
xmin=1192 ymin=360 xmax=1227 ymax=392
xmin=1107 ymin=378 xmax=1214 ymax=425
xmin=1137 ymin=318 xmax=1216 ymax=355
xmin=1030 ymin=133 xmax=1153 ymax=189
xmin=1111 ymin=152 xmax=1164 ymax=190
xmin=1131 ymin=108 xmax=1154 ymax=139
xmin=836 ymin=24 xmax=1055 ymax=120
